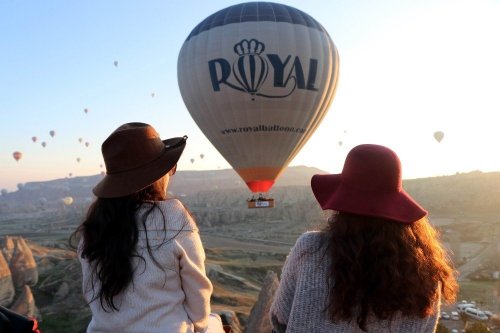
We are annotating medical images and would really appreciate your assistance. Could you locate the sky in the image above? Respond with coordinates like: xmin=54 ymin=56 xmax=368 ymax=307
xmin=1 ymin=0 xmax=500 ymax=192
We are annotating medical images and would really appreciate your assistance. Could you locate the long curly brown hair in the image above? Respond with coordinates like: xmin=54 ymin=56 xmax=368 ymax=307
xmin=324 ymin=212 xmax=458 ymax=331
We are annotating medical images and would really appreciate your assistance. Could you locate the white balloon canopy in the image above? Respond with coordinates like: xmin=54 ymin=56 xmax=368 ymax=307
xmin=178 ymin=2 xmax=339 ymax=193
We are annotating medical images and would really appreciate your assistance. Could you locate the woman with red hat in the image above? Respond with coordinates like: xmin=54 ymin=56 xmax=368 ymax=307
xmin=70 ymin=123 xmax=223 ymax=333
xmin=270 ymin=144 xmax=458 ymax=332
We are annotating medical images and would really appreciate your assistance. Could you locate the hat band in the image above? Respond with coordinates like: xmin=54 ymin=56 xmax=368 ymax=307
xmin=106 ymin=136 xmax=187 ymax=175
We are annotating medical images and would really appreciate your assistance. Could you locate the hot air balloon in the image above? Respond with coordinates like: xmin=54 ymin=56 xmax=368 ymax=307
xmin=434 ymin=131 xmax=444 ymax=143
xmin=178 ymin=2 xmax=339 ymax=201
xmin=114 ymin=60 xmax=118 ymax=67
xmin=151 ymin=92 xmax=155 ymax=98
xmin=338 ymin=141 xmax=343 ymax=146
xmin=68 ymin=173 xmax=72 ymax=177
xmin=76 ymin=157 xmax=81 ymax=163
xmin=31 ymin=136 xmax=37 ymax=143
xmin=190 ymin=158 xmax=195 ymax=164
xmin=200 ymin=154 xmax=205 ymax=159
xmin=41 ymin=141 xmax=46 ymax=148
xmin=49 ymin=130 xmax=55 ymax=138
xmin=85 ymin=142 xmax=90 ymax=147
xmin=84 ymin=108 xmax=89 ymax=114
xmin=61 ymin=196 xmax=73 ymax=206
xmin=78 ymin=137 xmax=83 ymax=143
xmin=13 ymin=151 xmax=22 ymax=162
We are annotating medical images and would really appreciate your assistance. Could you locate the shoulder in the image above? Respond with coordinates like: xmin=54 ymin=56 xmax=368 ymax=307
xmin=289 ymin=231 xmax=326 ymax=259
xmin=157 ymin=199 xmax=198 ymax=231
xmin=295 ymin=231 xmax=325 ymax=249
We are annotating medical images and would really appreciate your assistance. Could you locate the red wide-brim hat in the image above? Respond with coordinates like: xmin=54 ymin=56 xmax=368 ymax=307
xmin=311 ymin=144 xmax=427 ymax=224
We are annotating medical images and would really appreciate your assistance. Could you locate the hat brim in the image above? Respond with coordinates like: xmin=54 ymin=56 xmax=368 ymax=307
xmin=311 ymin=174 xmax=427 ymax=224
xmin=93 ymin=137 xmax=186 ymax=198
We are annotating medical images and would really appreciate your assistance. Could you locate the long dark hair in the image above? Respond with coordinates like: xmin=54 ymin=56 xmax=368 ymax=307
xmin=69 ymin=176 xmax=174 ymax=311
xmin=323 ymin=213 xmax=458 ymax=331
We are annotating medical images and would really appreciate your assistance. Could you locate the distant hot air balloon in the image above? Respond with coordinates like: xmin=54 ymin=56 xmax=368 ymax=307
xmin=78 ymin=137 xmax=83 ymax=143
xmin=31 ymin=136 xmax=37 ymax=143
xmin=114 ymin=60 xmax=118 ymax=67
xmin=200 ymin=154 xmax=204 ymax=159
xmin=13 ymin=151 xmax=22 ymax=162
xmin=41 ymin=141 xmax=47 ymax=148
xmin=190 ymin=158 xmax=195 ymax=164
xmin=178 ymin=2 xmax=339 ymax=195
xmin=434 ymin=131 xmax=444 ymax=143
xmin=338 ymin=141 xmax=343 ymax=146
xmin=151 ymin=92 xmax=155 ymax=98
xmin=99 ymin=164 xmax=103 ymax=168
xmin=61 ymin=196 xmax=73 ymax=206
xmin=69 ymin=173 xmax=72 ymax=177
xmin=85 ymin=142 xmax=90 ymax=147
xmin=49 ymin=130 xmax=55 ymax=138
xmin=84 ymin=108 xmax=89 ymax=114
xmin=76 ymin=157 xmax=81 ymax=163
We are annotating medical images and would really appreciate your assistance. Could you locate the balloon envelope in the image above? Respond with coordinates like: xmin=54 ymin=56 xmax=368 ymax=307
xmin=49 ymin=130 xmax=55 ymax=138
xmin=61 ymin=197 xmax=73 ymax=206
xmin=178 ymin=2 xmax=339 ymax=193
xmin=434 ymin=131 xmax=444 ymax=143
xmin=31 ymin=136 xmax=37 ymax=143
xmin=13 ymin=151 xmax=22 ymax=162
xmin=41 ymin=141 xmax=46 ymax=147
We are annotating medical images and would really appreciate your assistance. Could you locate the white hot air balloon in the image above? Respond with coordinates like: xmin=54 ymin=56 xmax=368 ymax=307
xmin=434 ymin=131 xmax=444 ymax=143
xmin=178 ymin=2 xmax=339 ymax=197
xmin=61 ymin=196 xmax=74 ymax=206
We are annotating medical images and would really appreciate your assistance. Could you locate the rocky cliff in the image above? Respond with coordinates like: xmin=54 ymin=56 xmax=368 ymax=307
xmin=0 ymin=236 xmax=39 ymax=319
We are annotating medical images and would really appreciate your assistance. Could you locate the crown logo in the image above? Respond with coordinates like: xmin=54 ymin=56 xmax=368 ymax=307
xmin=233 ymin=39 xmax=265 ymax=56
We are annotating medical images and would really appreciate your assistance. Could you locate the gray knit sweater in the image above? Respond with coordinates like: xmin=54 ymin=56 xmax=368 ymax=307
xmin=270 ymin=231 xmax=440 ymax=333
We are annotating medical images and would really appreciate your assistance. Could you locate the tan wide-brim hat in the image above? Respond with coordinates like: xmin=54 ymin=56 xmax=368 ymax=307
xmin=93 ymin=122 xmax=187 ymax=198
xmin=311 ymin=144 xmax=427 ymax=224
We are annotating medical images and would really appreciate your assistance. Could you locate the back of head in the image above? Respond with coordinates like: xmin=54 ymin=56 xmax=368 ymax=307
xmin=323 ymin=212 xmax=457 ymax=330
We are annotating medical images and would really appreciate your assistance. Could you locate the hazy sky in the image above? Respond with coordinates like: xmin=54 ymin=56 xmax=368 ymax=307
xmin=1 ymin=0 xmax=499 ymax=192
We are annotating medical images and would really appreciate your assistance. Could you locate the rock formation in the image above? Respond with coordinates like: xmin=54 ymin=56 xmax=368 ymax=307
xmin=0 ymin=236 xmax=39 ymax=319
xmin=9 ymin=284 xmax=36 ymax=318
xmin=9 ymin=237 xmax=38 ymax=289
xmin=0 ymin=250 xmax=15 ymax=306
xmin=245 ymin=271 xmax=279 ymax=333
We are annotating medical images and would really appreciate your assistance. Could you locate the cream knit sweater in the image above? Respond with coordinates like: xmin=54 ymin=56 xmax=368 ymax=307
xmin=79 ymin=199 xmax=213 ymax=333
xmin=270 ymin=231 xmax=440 ymax=333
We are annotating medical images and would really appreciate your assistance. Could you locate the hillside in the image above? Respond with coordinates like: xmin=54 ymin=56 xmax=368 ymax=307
xmin=2 ymin=168 xmax=500 ymax=332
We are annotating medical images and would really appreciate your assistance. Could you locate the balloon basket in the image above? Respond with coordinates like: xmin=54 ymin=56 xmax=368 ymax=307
xmin=247 ymin=195 xmax=274 ymax=209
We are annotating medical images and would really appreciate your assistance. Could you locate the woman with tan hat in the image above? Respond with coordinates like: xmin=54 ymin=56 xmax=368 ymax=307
xmin=270 ymin=144 xmax=458 ymax=333
xmin=70 ymin=123 xmax=222 ymax=333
